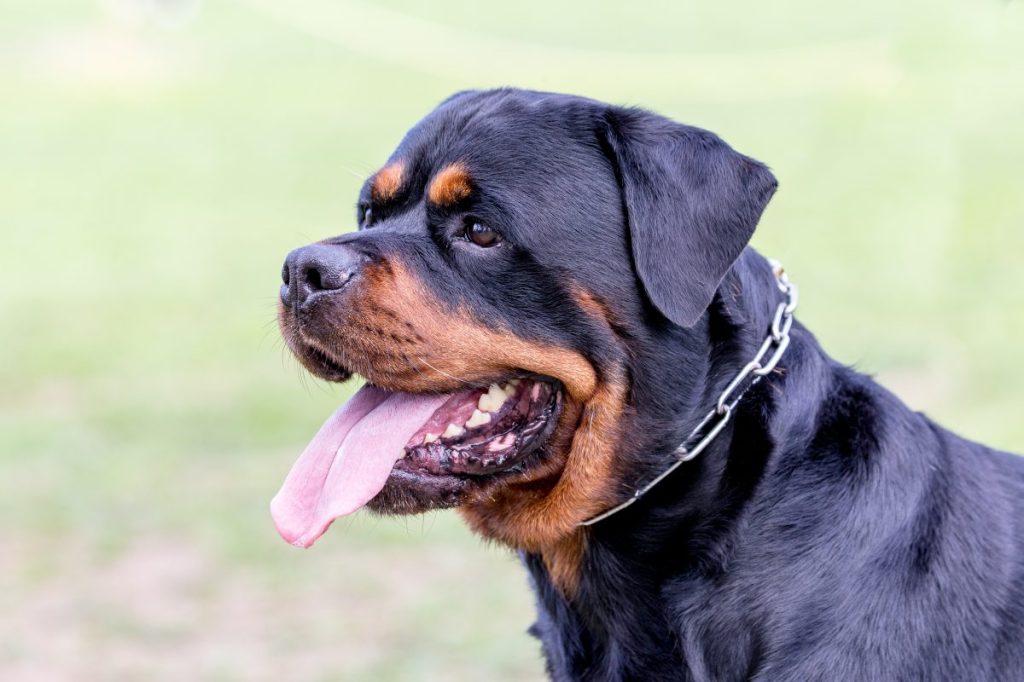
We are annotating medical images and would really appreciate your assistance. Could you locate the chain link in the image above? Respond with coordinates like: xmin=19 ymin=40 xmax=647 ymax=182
xmin=579 ymin=259 xmax=799 ymax=527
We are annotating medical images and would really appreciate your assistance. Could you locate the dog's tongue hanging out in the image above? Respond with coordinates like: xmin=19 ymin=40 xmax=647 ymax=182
xmin=270 ymin=385 xmax=449 ymax=548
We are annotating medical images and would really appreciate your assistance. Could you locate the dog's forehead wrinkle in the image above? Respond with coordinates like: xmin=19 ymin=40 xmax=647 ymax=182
xmin=409 ymin=105 xmax=591 ymax=176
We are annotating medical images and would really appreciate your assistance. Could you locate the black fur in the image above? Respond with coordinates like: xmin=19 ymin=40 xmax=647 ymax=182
xmin=287 ymin=88 xmax=1024 ymax=680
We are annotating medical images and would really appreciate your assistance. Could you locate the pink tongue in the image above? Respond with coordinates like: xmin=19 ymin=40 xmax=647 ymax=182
xmin=270 ymin=384 xmax=450 ymax=548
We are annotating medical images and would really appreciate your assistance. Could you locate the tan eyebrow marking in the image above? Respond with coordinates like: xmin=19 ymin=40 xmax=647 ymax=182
xmin=427 ymin=162 xmax=473 ymax=206
xmin=370 ymin=161 xmax=405 ymax=202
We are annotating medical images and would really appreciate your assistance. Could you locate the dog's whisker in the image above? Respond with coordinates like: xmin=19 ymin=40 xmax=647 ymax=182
xmin=416 ymin=356 xmax=475 ymax=386
xmin=340 ymin=166 xmax=368 ymax=180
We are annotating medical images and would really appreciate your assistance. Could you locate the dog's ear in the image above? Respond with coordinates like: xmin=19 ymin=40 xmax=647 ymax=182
xmin=601 ymin=108 xmax=777 ymax=327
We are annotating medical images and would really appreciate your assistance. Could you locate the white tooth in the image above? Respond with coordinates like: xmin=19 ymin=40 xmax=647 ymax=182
xmin=466 ymin=409 xmax=491 ymax=428
xmin=477 ymin=394 xmax=497 ymax=412
xmin=423 ymin=433 xmax=438 ymax=444
xmin=478 ymin=383 xmax=507 ymax=412
xmin=490 ymin=382 xmax=506 ymax=401
xmin=509 ymin=379 xmax=521 ymax=387
xmin=443 ymin=424 xmax=464 ymax=438
xmin=502 ymin=383 xmax=517 ymax=397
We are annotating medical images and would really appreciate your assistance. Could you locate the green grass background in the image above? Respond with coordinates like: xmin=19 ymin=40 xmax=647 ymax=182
xmin=1 ymin=0 xmax=1022 ymax=679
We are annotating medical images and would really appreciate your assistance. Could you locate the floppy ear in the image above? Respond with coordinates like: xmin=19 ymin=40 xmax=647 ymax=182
xmin=602 ymin=108 xmax=778 ymax=327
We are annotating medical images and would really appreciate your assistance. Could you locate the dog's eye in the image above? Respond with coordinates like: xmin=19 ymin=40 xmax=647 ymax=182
xmin=465 ymin=221 xmax=502 ymax=247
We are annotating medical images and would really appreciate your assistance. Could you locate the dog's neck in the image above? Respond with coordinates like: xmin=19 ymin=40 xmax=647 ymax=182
xmin=524 ymin=252 xmax=838 ymax=676
xmin=590 ymin=250 xmax=804 ymax=528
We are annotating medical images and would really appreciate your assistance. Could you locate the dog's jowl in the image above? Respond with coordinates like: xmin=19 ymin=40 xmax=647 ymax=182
xmin=272 ymin=88 xmax=1024 ymax=681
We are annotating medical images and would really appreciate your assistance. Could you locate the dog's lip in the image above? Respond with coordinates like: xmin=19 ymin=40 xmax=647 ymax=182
xmin=393 ymin=379 xmax=563 ymax=479
xmin=293 ymin=337 xmax=352 ymax=381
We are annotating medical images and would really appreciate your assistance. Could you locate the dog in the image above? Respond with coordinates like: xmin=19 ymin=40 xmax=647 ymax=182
xmin=271 ymin=88 xmax=1024 ymax=681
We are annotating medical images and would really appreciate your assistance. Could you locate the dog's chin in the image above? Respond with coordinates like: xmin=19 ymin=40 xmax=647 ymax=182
xmin=366 ymin=470 xmax=472 ymax=514
xmin=288 ymin=334 xmax=354 ymax=383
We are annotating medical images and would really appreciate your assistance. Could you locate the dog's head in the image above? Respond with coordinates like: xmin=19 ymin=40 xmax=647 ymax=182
xmin=272 ymin=89 xmax=776 ymax=561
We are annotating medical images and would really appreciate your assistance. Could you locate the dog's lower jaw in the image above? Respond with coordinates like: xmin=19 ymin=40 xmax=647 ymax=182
xmin=366 ymin=471 xmax=471 ymax=514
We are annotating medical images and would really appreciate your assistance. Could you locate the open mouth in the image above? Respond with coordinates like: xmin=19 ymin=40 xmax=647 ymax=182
xmin=271 ymin=371 xmax=563 ymax=548
xmin=398 ymin=379 xmax=560 ymax=476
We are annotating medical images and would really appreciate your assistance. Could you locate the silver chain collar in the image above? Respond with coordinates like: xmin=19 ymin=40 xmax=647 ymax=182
xmin=579 ymin=259 xmax=799 ymax=527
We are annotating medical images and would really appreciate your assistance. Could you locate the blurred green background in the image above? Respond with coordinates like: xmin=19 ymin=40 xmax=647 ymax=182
xmin=1 ymin=0 xmax=1022 ymax=679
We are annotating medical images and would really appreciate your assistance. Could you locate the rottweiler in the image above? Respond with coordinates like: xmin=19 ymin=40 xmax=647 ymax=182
xmin=271 ymin=88 xmax=1024 ymax=681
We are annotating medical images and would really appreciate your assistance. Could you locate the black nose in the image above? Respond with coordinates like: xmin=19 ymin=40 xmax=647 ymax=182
xmin=281 ymin=243 xmax=362 ymax=307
